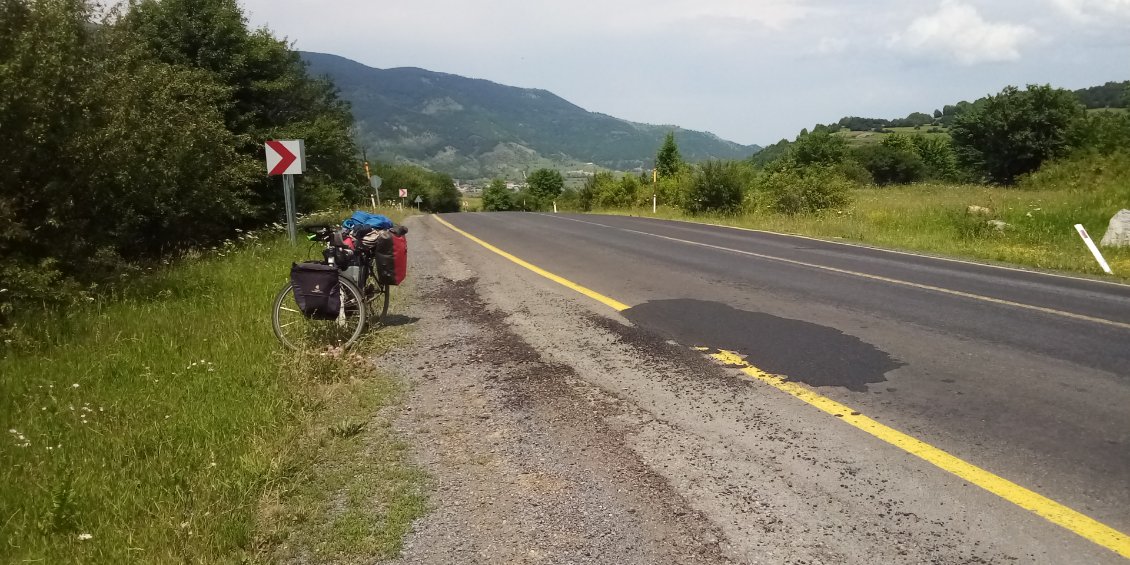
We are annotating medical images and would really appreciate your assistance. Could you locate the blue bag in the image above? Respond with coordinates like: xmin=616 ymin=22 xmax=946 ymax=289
xmin=342 ymin=210 xmax=393 ymax=230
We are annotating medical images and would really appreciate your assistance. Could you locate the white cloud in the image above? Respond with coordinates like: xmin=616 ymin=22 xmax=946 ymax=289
xmin=1050 ymin=0 xmax=1130 ymax=22
xmin=890 ymin=1 xmax=1036 ymax=64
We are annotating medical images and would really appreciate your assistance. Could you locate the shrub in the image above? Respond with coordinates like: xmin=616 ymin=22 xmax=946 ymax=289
xmin=685 ymin=161 xmax=748 ymax=214
xmin=761 ymin=166 xmax=854 ymax=214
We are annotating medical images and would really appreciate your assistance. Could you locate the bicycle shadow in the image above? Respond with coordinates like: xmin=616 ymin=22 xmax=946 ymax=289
xmin=379 ymin=314 xmax=420 ymax=328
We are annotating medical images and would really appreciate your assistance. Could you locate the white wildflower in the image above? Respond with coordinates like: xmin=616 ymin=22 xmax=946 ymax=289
xmin=72 ymin=383 xmax=80 ymax=388
xmin=77 ymin=533 xmax=92 ymax=541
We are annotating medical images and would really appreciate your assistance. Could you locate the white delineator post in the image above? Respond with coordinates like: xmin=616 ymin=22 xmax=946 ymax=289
xmin=653 ymin=194 xmax=657 ymax=214
xmin=553 ymin=201 xmax=558 ymax=213
xmin=1075 ymin=224 xmax=1113 ymax=274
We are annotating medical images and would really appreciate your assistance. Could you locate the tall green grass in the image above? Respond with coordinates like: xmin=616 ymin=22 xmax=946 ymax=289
xmin=0 ymin=209 xmax=422 ymax=562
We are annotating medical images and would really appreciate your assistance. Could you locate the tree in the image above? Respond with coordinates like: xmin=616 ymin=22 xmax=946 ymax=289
xmin=655 ymin=132 xmax=683 ymax=178
xmin=125 ymin=0 xmax=361 ymax=217
xmin=526 ymin=168 xmax=564 ymax=201
xmin=790 ymin=131 xmax=848 ymax=168
xmin=482 ymin=179 xmax=513 ymax=211
xmin=853 ymin=144 xmax=925 ymax=185
xmin=951 ymin=84 xmax=1084 ymax=184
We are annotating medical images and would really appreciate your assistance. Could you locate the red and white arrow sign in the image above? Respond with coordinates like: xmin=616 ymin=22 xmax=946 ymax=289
xmin=265 ymin=139 xmax=305 ymax=175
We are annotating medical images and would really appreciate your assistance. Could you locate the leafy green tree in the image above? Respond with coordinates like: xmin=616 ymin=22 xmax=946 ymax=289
xmin=790 ymin=131 xmax=848 ymax=168
xmin=686 ymin=161 xmax=747 ymax=214
xmin=1068 ymin=110 xmax=1130 ymax=157
xmin=849 ymin=135 xmax=927 ymax=185
xmin=951 ymin=84 xmax=1085 ymax=184
xmin=125 ymin=0 xmax=361 ymax=216
xmin=423 ymin=171 xmax=460 ymax=212
xmin=526 ymin=168 xmax=564 ymax=205
xmin=853 ymin=143 xmax=925 ymax=185
xmin=655 ymin=132 xmax=683 ymax=178
xmin=482 ymin=179 xmax=513 ymax=211
xmin=909 ymin=135 xmax=960 ymax=181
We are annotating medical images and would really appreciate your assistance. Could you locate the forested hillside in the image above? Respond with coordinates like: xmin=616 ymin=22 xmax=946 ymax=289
xmin=302 ymin=52 xmax=760 ymax=179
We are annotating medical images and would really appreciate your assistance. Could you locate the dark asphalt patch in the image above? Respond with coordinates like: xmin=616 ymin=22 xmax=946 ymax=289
xmin=622 ymin=299 xmax=904 ymax=392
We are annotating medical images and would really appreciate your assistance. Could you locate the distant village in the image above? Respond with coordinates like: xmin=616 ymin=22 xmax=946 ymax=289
xmin=453 ymin=164 xmax=601 ymax=196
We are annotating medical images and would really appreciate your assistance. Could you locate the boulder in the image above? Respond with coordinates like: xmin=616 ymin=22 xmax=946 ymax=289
xmin=1100 ymin=209 xmax=1130 ymax=248
xmin=987 ymin=220 xmax=1009 ymax=231
xmin=967 ymin=205 xmax=992 ymax=216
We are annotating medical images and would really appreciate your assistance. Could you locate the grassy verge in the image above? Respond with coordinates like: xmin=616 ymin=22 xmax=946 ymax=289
xmin=589 ymin=177 xmax=1130 ymax=280
xmin=0 ymin=209 xmax=426 ymax=563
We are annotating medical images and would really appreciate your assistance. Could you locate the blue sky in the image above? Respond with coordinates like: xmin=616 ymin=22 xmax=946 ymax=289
xmin=241 ymin=0 xmax=1130 ymax=146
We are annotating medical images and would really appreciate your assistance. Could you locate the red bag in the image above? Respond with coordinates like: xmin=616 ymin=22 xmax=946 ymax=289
xmin=392 ymin=234 xmax=407 ymax=285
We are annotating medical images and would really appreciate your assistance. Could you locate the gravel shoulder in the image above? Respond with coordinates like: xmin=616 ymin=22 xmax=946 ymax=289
xmin=376 ymin=215 xmax=1119 ymax=564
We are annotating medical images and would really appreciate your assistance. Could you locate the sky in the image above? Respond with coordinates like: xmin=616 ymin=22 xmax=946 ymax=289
xmin=239 ymin=0 xmax=1130 ymax=147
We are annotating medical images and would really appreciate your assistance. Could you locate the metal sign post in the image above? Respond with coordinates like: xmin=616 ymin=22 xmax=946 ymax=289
xmin=266 ymin=139 xmax=306 ymax=244
xmin=370 ymin=174 xmax=382 ymax=207
xmin=282 ymin=174 xmax=297 ymax=242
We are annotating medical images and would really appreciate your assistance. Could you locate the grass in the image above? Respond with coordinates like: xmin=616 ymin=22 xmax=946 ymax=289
xmin=588 ymin=177 xmax=1130 ymax=280
xmin=0 ymin=208 xmax=426 ymax=563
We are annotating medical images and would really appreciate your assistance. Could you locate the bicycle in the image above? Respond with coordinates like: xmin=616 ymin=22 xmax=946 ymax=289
xmin=271 ymin=224 xmax=391 ymax=350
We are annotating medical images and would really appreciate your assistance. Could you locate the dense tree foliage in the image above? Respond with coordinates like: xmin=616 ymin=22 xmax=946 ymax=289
xmin=951 ymin=85 xmax=1084 ymax=184
xmin=1073 ymin=81 xmax=1129 ymax=109
xmin=482 ymin=179 xmax=513 ymax=211
xmin=0 ymin=0 xmax=361 ymax=318
xmin=526 ymin=169 xmax=564 ymax=204
xmin=790 ymin=131 xmax=849 ymax=168
xmin=372 ymin=162 xmax=460 ymax=212
xmin=853 ymin=142 xmax=925 ymax=185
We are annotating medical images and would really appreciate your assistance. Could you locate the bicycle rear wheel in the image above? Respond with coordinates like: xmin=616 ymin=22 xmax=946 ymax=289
xmin=272 ymin=275 xmax=367 ymax=350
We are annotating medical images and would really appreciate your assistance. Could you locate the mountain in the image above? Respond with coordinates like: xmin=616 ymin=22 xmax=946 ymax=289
xmin=301 ymin=52 xmax=760 ymax=179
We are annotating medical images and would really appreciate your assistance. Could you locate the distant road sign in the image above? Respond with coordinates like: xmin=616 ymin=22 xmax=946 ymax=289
xmin=370 ymin=175 xmax=382 ymax=189
xmin=265 ymin=140 xmax=305 ymax=175
xmin=414 ymin=195 xmax=423 ymax=204
xmin=399 ymin=188 xmax=408 ymax=198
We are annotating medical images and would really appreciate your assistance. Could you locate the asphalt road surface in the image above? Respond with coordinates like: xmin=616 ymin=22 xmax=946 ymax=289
xmin=410 ymin=212 xmax=1129 ymax=563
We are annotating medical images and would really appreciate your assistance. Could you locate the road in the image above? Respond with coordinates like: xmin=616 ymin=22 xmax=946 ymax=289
xmin=397 ymin=211 xmax=1129 ymax=563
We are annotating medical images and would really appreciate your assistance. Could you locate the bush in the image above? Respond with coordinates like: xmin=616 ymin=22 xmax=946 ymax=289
xmin=761 ymin=166 xmax=854 ymax=214
xmin=686 ymin=160 xmax=748 ymax=214
xmin=853 ymin=144 xmax=925 ymax=185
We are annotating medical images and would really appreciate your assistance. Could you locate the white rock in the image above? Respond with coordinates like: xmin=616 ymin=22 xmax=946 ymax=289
xmin=967 ymin=205 xmax=992 ymax=216
xmin=988 ymin=220 xmax=1009 ymax=231
xmin=1100 ymin=209 xmax=1130 ymax=247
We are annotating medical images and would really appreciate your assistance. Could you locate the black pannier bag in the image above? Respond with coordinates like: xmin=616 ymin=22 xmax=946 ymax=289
xmin=290 ymin=262 xmax=341 ymax=319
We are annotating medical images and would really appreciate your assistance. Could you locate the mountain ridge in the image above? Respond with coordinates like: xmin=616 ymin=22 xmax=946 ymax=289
xmin=300 ymin=51 xmax=760 ymax=179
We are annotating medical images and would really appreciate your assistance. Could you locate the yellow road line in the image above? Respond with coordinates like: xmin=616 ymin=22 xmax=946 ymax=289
xmin=434 ymin=216 xmax=630 ymax=311
xmin=548 ymin=214 xmax=1130 ymax=331
xmin=710 ymin=350 xmax=1130 ymax=559
xmin=434 ymin=213 xmax=1130 ymax=559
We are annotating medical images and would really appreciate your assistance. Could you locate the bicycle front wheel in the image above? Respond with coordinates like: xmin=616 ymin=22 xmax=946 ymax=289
xmin=272 ymin=275 xmax=367 ymax=350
